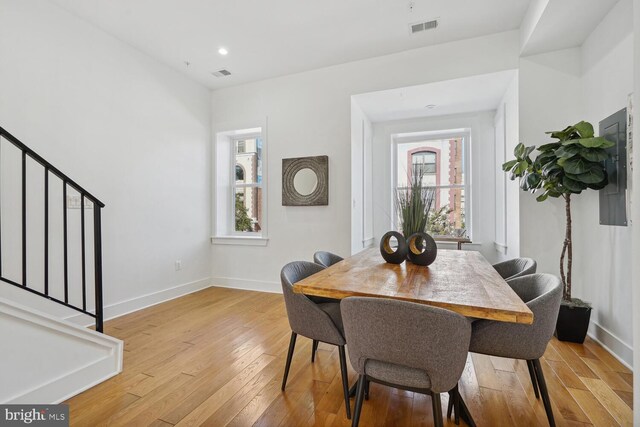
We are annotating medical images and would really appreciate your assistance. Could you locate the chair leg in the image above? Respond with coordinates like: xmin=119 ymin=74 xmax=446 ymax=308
xmin=364 ymin=379 xmax=370 ymax=400
xmin=311 ymin=340 xmax=319 ymax=363
xmin=352 ymin=375 xmax=366 ymax=427
xmin=527 ymin=360 xmax=540 ymax=399
xmin=431 ymin=392 xmax=444 ymax=427
xmin=532 ymin=359 xmax=556 ymax=427
xmin=281 ymin=332 xmax=297 ymax=391
xmin=453 ymin=386 xmax=460 ymax=425
xmin=338 ymin=346 xmax=352 ymax=420
xmin=446 ymin=384 xmax=460 ymax=424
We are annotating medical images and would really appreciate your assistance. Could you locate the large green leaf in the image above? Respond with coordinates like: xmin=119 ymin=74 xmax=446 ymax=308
xmin=542 ymin=163 xmax=562 ymax=178
xmin=514 ymin=143 xmax=526 ymax=158
xmin=554 ymin=145 xmax=581 ymax=159
xmin=525 ymin=172 xmax=541 ymax=190
xmin=573 ymin=121 xmax=595 ymax=138
xmin=565 ymin=137 xmax=615 ymax=148
xmin=562 ymin=157 xmax=589 ymax=174
xmin=538 ymin=142 xmax=561 ymax=152
xmin=574 ymin=164 xmax=605 ymax=184
xmin=587 ymin=176 xmax=608 ymax=190
xmin=502 ymin=159 xmax=518 ymax=171
xmin=545 ymin=126 xmax=574 ymax=141
xmin=536 ymin=191 xmax=549 ymax=202
xmin=562 ymin=176 xmax=587 ymax=192
xmin=579 ymin=148 xmax=609 ymax=162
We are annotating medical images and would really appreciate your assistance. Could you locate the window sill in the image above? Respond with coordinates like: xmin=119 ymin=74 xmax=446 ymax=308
xmin=211 ymin=236 xmax=269 ymax=246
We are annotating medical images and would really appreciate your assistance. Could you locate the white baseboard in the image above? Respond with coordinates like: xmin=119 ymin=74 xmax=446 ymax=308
xmin=588 ymin=321 xmax=633 ymax=370
xmin=211 ymin=276 xmax=281 ymax=294
xmin=65 ymin=277 xmax=212 ymax=327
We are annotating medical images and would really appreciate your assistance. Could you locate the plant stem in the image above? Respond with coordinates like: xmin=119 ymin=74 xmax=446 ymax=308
xmin=559 ymin=194 xmax=572 ymax=300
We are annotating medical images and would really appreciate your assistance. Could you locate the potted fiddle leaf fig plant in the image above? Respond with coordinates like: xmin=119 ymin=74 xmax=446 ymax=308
xmin=503 ymin=120 xmax=612 ymax=343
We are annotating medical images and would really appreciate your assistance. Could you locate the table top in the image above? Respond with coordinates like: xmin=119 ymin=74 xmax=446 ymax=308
xmin=293 ymin=248 xmax=533 ymax=324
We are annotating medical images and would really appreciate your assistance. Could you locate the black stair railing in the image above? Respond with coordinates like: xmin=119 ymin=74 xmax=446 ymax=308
xmin=0 ymin=126 xmax=105 ymax=332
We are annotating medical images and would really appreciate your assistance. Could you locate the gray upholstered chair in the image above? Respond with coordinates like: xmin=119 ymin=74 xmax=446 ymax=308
xmin=465 ymin=273 xmax=562 ymax=427
xmin=341 ymin=297 xmax=472 ymax=427
xmin=280 ymin=261 xmax=351 ymax=419
xmin=313 ymin=251 xmax=344 ymax=268
xmin=492 ymin=257 xmax=537 ymax=280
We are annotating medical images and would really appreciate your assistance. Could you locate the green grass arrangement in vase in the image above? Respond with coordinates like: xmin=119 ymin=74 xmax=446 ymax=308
xmin=395 ymin=172 xmax=436 ymax=240
xmin=502 ymin=121 xmax=612 ymax=306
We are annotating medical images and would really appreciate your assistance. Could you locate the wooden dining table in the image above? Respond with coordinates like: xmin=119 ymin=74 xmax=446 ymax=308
xmin=294 ymin=247 xmax=533 ymax=324
xmin=293 ymin=248 xmax=533 ymax=427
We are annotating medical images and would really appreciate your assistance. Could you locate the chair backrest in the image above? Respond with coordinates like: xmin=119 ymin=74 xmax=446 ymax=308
xmin=508 ymin=273 xmax=563 ymax=356
xmin=280 ymin=261 xmax=345 ymax=345
xmin=471 ymin=273 xmax=562 ymax=360
xmin=313 ymin=251 xmax=344 ymax=268
xmin=341 ymin=297 xmax=471 ymax=393
xmin=493 ymin=257 xmax=537 ymax=280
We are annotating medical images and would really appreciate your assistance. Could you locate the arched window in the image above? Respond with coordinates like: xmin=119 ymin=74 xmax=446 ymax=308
xmin=235 ymin=164 xmax=245 ymax=181
xmin=411 ymin=151 xmax=437 ymax=178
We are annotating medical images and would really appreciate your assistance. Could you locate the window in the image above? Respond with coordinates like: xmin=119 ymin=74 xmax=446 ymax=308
xmin=236 ymin=140 xmax=246 ymax=154
xmin=235 ymin=164 xmax=245 ymax=181
xmin=233 ymin=137 xmax=263 ymax=233
xmin=395 ymin=134 xmax=468 ymax=237
xmin=412 ymin=151 xmax=437 ymax=176
xmin=213 ymin=126 xmax=267 ymax=244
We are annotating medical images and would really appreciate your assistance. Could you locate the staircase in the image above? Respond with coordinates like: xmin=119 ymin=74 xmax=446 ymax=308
xmin=0 ymin=126 xmax=122 ymax=404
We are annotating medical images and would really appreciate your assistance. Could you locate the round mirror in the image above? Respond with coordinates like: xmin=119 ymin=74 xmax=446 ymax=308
xmin=293 ymin=168 xmax=318 ymax=196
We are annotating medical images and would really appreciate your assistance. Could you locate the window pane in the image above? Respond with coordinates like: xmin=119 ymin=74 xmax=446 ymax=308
xmin=427 ymin=187 xmax=466 ymax=236
xmin=235 ymin=187 xmax=263 ymax=232
xmin=235 ymin=138 xmax=262 ymax=184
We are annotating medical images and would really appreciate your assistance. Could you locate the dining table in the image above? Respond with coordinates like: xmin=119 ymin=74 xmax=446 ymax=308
xmin=293 ymin=247 xmax=534 ymax=426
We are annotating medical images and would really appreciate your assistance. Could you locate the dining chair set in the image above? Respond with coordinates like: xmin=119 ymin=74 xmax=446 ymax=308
xmin=280 ymin=252 xmax=562 ymax=427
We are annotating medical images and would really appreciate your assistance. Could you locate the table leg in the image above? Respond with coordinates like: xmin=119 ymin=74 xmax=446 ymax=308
xmin=448 ymin=389 xmax=476 ymax=427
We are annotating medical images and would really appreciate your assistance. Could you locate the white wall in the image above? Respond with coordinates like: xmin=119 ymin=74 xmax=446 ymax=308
xmin=371 ymin=112 xmax=499 ymax=262
xmin=0 ymin=0 xmax=212 ymax=322
xmin=518 ymin=47 xmax=583 ymax=273
xmin=350 ymin=100 xmax=373 ymax=254
xmin=574 ymin=0 xmax=634 ymax=366
xmin=210 ymin=31 xmax=519 ymax=291
xmin=494 ymin=74 xmax=520 ymax=261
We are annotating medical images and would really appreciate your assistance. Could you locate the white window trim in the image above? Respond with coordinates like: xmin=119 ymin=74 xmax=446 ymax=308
xmin=391 ymin=130 xmax=472 ymax=239
xmin=212 ymin=119 xmax=268 ymax=246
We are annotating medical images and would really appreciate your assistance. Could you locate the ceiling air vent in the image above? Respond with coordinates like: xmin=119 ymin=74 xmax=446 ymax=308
xmin=410 ymin=19 xmax=438 ymax=34
xmin=212 ymin=69 xmax=232 ymax=78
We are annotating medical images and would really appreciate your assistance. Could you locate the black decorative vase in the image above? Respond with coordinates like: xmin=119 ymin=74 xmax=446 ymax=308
xmin=406 ymin=232 xmax=438 ymax=266
xmin=379 ymin=231 xmax=408 ymax=264
xmin=555 ymin=303 xmax=591 ymax=343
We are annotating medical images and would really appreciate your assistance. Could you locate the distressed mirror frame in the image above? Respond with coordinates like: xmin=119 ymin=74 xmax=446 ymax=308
xmin=282 ymin=155 xmax=329 ymax=206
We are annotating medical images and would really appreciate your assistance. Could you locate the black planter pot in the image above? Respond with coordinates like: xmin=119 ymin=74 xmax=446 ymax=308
xmin=555 ymin=303 xmax=592 ymax=343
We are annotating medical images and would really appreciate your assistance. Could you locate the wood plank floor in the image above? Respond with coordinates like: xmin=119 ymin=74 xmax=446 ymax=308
xmin=66 ymin=287 xmax=633 ymax=426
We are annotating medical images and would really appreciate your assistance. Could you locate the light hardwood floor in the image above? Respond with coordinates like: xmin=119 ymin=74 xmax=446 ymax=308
xmin=66 ymin=287 xmax=633 ymax=426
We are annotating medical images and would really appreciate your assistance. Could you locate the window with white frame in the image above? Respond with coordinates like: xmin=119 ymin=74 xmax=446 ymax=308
xmin=214 ymin=126 xmax=266 ymax=242
xmin=233 ymin=136 xmax=263 ymax=233
xmin=395 ymin=133 xmax=469 ymax=237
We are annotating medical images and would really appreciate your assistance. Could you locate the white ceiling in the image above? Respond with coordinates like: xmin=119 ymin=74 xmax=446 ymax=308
xmin=49 ymin=0 xmax=531 ymax=89
xmin=353 ymin=70 xmax=517 ymax=123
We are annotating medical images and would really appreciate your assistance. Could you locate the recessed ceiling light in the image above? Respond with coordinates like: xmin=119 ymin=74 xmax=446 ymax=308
xmin=425 ymin=104 xmax=437 ymax=109
xmin=218 ymin=47 xmax=228 ymax=56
